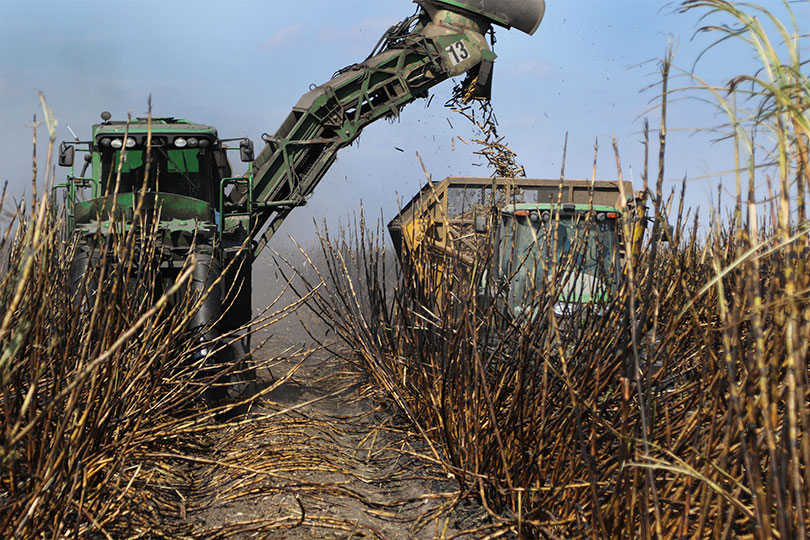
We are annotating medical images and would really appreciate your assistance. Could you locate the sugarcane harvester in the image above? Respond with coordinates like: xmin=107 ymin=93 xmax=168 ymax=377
xmin=56 ymin=0 xmax=546 ymax=381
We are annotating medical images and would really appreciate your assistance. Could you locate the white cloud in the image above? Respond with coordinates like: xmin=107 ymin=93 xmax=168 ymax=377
xmin=262 ymin=23 xmax=304 ymax=50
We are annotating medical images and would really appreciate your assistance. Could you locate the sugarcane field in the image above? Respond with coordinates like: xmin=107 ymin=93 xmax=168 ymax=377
xmin=1 ymin=1 xmax=809 ymax=538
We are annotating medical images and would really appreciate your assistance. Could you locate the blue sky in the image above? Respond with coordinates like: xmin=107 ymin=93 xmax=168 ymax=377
xmin=1 ymin=0 xmax=807 ymax=247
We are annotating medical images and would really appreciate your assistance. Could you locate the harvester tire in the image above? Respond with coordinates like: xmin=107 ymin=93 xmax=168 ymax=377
xmin=69 ymin=244 xmax=100 ymax=311
xmin=189 ymin=254 xmax=257 ymax=403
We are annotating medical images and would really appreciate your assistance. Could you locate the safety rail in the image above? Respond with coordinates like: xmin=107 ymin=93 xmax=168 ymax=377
xmin=219 ymin=175 xmax=253 ymax=263
xmin=52 ymin=175 xmax=98 ymax=240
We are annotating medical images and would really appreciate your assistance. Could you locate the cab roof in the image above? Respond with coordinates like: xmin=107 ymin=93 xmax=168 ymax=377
xmin=502 ymin=202 xmax=620 ymax=214
xmin=93 ymin=118 xmax=218 ymax=138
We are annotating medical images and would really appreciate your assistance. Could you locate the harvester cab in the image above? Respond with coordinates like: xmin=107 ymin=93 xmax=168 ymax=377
xmin=57 ymin=115 xmax=253 ymax=259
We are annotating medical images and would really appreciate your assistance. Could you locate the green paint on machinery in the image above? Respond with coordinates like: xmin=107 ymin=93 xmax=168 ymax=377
xmin=55 ymin=0 xmax=546 ymax=395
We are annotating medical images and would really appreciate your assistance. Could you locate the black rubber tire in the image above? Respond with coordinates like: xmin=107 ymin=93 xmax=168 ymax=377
xmin=69 ymin=244 xmax=100 ymax=311
xmin=189 ymin=254 xmax=223 ymax=340
xmin=189 ymin=254 xmax=257 ymax=403
xmin=200 ymin=341 xmax=257 ymax=403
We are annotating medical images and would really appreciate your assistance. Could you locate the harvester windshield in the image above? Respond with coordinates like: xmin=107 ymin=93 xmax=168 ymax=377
xmin=501 ymin=209 xmax=620 ymax=313
xmin=99 ymin=147 xmax=216 ymax=203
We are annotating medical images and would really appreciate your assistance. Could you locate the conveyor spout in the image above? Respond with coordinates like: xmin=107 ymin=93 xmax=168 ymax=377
xmin=427 ymin=0 xmax=546 ymax=35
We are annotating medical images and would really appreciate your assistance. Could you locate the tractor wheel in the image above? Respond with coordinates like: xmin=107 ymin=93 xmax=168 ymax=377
xmin=189 ymin=254 xmax=257 ymax=403
xmin=69 ymin=243 xmax=100 ymax=311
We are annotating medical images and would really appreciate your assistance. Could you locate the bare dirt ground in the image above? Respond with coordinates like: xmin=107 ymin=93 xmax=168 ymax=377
xmin=182 ymin=326 xmax=491 ymax=539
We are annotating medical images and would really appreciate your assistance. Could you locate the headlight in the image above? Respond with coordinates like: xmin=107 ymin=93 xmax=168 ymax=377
xmin=110 ymin=138 xmax=123 ymax=149
xmin=125 ymin=137 xmax=136 ymax=148
xmin=554 ymin=301 xmax=607 ymax=318
xmin=191 ymin=347 xmax=210 ymax=363
xmin=174 ymin=137 xmax=187 ymax=148
xmin=553 ymin=302 xmax=572 ymax=317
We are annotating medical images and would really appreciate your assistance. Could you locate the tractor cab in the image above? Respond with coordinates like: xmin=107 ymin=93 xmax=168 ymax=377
xmin=494 ymin=203 xmax=622 ymax=318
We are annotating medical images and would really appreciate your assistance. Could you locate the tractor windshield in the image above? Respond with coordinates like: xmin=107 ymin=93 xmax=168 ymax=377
xmin=99 ymin=147 xmax=216 ymax=203
xmin=501 ymin=212 xmax=619 ymax=309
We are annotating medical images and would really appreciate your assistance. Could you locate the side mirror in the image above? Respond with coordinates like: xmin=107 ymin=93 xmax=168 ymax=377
xmin=239 ymin=138 xmax=255 ymax=163
xmin=59 ymin=142 xmax=75 ymax=167
xmin=474 ymin=214 xmax=488 ymax=234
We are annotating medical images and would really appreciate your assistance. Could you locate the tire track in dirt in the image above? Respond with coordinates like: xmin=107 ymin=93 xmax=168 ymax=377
xmin=185 ymin=335 xmax=490 ymax=539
